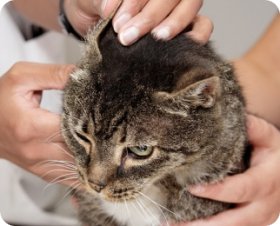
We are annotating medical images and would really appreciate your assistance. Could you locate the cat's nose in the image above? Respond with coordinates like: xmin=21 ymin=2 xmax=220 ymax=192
xmin=88 ymin=179 xmax=107 ymax=193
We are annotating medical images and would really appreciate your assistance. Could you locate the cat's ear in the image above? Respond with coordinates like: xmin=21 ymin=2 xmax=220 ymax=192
xmin=84 ymin=0 xmax=123 ymax=66
xmin=153 ymin=76 xmax=221 ymax=117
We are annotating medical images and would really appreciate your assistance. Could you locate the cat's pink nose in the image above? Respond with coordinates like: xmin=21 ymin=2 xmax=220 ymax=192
xmin=88 ymin=179 xmax=107 ymax=193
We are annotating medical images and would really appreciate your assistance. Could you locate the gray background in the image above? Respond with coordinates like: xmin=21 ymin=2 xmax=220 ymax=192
xmin=201 ymin=0 xmax=277 ymax=59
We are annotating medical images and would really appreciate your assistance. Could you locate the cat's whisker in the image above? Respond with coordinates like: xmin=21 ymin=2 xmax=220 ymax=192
xmin=50 ymin=142 xmax=74 ymax=159
xmin=137 ymin=191 xmax=180 ymax=220
xmin=124 ymin=199 xmax=130 ymax=218
xmin=64 ymin=112 xmax=86 ymax=123
xmin=146 ymin=197 xmax=170 ymax=226
xmin=45 ymin=130 xmax=63 ymax=143
xmin=39 ymin=159 xmax=76 ymax=168
xmin=47 ymin=173 xmax=79 ymax=185
xmin=41 ymin=164 xmax=77 ymax=173
xmin=74 ymin=97 xmax=88 ymax=116
xmin=43 ymin=174 xmax=79 ymax=191
xmin=53 ymin=181 xmax=82 ymax=208
xmin=59 ymin=181 xmax=82 ymax=203
xmin=39 ymin=163 xmax=77 ymax=174
xmin=135 ymin=199 xmax=149 ymax=219
xmin=41 ymin=167 xmax=76 ymax=179
xmin=135 ymin=199 xmax=156 ymax=225
xmin=44 ymin=127 xmax=73 ymax=143
xmin=137 ymin=198 xmax=162 ymax=226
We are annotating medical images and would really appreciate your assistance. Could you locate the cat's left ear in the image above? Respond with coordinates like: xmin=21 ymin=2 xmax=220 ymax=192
xmin=153 ymin=76 xmax=221 ymax=116
xmin=83 ymin=0 xmax=123 ymax=67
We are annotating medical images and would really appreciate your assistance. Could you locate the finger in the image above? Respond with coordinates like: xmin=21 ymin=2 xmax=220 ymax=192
xmin=30 ymin=144 xmax=77 ymax=186
xmin=29 ymin=110 xmax=64 ymax=143
xmin=247 ymin=114 xmax=280 ymax=149
xmin=35 ymin=143 xmax=78 ymax=186
xmin=113 ymin=0 xmax=149 ymax=32
xmin=102 ymin=0 xmax=126 ymax=18
xmin=152 ymin=0 xmax=203 ymax=41
xmin=188 ymin=168 xmax=266 ymax=203
xmin=39 ymin=142 xmax=74 ymax=162
xmin=118 ymin=0 xmax=180 ymax=45
xmin=186 ymin=15 xmax=213 ymax=45
xmin=178 ymin=203 xmax=267 ymax=226
xmin=9 ymin=62 xmax=75 ymax=90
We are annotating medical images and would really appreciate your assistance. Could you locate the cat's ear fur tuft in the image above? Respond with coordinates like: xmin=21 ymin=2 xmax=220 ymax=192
xmin=82 ymin=0 xmax=123 ymax=68
xmin=153 ymin=76 xmax=221 ymax=117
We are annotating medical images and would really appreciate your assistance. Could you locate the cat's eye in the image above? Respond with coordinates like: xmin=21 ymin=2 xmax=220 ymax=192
xmin=127 ymin=145 xmax=153 ymax=158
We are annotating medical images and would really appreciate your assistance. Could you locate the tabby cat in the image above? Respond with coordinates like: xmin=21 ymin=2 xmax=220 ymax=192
xmin=62 ymin=9 xmax=248 ymax=226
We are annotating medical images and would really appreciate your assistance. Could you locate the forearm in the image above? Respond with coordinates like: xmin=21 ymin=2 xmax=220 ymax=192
xmin=235 ymin=15 xmax=280 ymax=127
xmin=12 ymin=0 xmax=61 ymax=32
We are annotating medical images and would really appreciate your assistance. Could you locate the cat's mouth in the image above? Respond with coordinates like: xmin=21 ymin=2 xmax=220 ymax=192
xmin=100 ymin=186 xmax=140 ymax=202
xmin=85 ymin=183 xmax=140 ymax=202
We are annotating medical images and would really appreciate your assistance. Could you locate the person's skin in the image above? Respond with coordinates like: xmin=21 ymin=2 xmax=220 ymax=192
xmin=173 ymin=115 xmax=280 ymax=226
xmin=235 ymin=15 xmax=280 ymax=127
xmin=174 ymin=15 xmax=280 ymax=226
xmin=0 ymin=62 xmax=77 ymax=186
xmin=12 ymin=0 xmax=213 ymax=45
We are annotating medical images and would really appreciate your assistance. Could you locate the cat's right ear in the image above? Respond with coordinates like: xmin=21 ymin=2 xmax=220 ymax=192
xmin=153 ymin=76 xmax=221 ymax=117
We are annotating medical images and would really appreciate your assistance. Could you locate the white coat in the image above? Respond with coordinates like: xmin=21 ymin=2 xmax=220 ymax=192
xmin=0 ymin=3 xmax=81 ymax=226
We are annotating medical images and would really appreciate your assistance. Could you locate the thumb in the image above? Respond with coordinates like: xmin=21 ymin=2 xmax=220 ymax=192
xmin=247 ymin=114 xmax=280 ymax=149
xmin=11 ymin=62 xmax=75 ymax=90
xmin=102 ymin=0 xmax=122 ymax=18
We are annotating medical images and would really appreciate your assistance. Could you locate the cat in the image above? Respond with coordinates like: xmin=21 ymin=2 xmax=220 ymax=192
xmin=61 ymin=9 xmax=248 ymax=226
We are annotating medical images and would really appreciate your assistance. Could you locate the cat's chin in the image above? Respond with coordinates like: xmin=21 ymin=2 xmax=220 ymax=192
xmin=104 ymin=190 xmax=140 ymax=203
xmin=101 ymin=195 xmax=137 ymax=203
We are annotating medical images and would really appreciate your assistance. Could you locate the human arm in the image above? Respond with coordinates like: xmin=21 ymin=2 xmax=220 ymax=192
xmin=234 ymin=15 xmax=280 ymax=127
xmin=0 ymin=62 xmax=78 ymax=186
xmin=175 ymin=115 xmax=280 ymax=226
xmin=12 ymin=0 xmax=213 ymax=45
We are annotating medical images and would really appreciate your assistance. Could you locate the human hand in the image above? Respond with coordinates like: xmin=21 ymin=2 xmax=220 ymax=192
xmin=173 ymin=115 xmax=280 ymax=226
xmin=0 ymin=62 xmax=78 ymax=187
xmin=65 ymin=0 xmax=213 ymax=45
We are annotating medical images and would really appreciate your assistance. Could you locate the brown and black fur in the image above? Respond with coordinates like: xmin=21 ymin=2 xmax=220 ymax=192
xmin=62 ymin=9 xmax=248 ymax=226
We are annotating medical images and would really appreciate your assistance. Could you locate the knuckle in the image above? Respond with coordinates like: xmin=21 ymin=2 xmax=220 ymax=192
xmin=202 ymin=16 xmax=214 ymax=32
xmin=7 ymin=62 xmax=27 ymax=81
xmin=140 ymin=14 xmax=156 ymax=28
xmin=127 ymin=0 xmax=142 ymax=13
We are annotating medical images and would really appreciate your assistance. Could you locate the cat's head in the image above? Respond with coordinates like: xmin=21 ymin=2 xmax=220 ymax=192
xmin=62 ymin=18 xmax=245 ymax=202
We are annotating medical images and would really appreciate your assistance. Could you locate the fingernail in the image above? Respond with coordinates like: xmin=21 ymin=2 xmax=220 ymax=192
xmin=188 ymin=185 xmax=206 ymax=194
xmin=153 ymin=26 xmax=171 ymax=40
xmin=114 ymin=13 xmax=131 ymax=32
xmin=119 ymin=26 xmax=140 ymax=46
xmin=101 ymin=0 xmax=109 ymax=12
